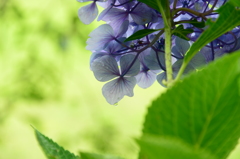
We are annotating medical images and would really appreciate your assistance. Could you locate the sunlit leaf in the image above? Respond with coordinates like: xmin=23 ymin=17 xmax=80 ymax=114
xmin=141 ymin=51 xmax=240 ymax=159
xmin=138 ymin=135 xmax=216 ymax=159
xmin=35 ymin=129 xmax=80 ymax=159
xmin=229 ymin=0 xmax=240 ymax=6
xmin=80 ymin=152 xmax=124 ymax=159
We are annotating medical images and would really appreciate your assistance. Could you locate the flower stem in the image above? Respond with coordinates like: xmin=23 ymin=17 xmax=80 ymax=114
xmin=164 ymin=26 xmax=173 ymax=86
xmin=157 ymin=0 xmax=173 ymax=86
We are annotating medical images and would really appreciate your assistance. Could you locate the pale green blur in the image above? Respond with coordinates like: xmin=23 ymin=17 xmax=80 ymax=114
xmin=0 ymin=0 xmax=239 ymax=159
xmin=0 ymin=0 xmax=162 ymax=159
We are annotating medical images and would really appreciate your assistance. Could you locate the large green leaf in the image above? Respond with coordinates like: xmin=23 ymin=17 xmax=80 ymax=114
xmin=80 ymin=152 xmax=124 ymax=159
xmin=35 ymin=129 xmax=80 ymax=159
xmin=141 ymin=51 xmax=240 ymax=159
xmin=184 ymin=2 xmax=240 ymax=64
xmin=138 ymin=135 xmax=216 ymax=159
xmin=229 ymin=0 xmax=240 ymax=6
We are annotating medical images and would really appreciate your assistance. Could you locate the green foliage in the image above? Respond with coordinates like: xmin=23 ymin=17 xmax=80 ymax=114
xmin=184 ymin=2 xmax=240 ymax=64
xmin=124 ymin=29 xmax=160 ymax=42
xmin=229 ymin=0 xmax=240 ymax=6
xmin=80 ymin=152 xmax=124 ymax=159
xmin=180 ymin=19 xmax=205 ymax=28
xmin=172 ymin=25 xmax=193 ymax=40
xmin=137 ymin=135 xmax=216 ymax=159
xmin=0 ymin=0 xmax=91 ymax=102
xmin=35 ymin=129 xmax=80 ymax=159
xmin=35 ymin=129 xmax=125 ymax=159
xmin=137 ymin=0 xmax=162 ymax=13
xmin=141 ymin=51 xmax=240 ymax=159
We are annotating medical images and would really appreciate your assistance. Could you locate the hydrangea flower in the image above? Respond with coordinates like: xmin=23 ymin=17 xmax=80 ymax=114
xmin=77 ymin=0 xmax=240 ymax=104
xmin=91 ymin=54 xmax=140 ymax=105
xmin=86 ymin=21 xmax=128 ymax=51
xmin=77 ymin=0 xmax=107 ymax=24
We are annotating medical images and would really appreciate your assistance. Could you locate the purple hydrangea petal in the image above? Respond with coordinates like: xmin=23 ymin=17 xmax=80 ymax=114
xmin=90 ymin=51 xmax=108 ymax=64
xmin=78 ymin=2 xmax=98 ymax=25
xmin=193 ymin=1 xmax=204 ymax=12
xmin=233 ymin=37 xmax=240 ymax=51
xmin=172 ymin=46 xmax=184 ymax=59
xmin=156 ymin=72 xmax=167 ymax=87
xmin=77 ymin=0 xmax=92 ymax=2
xmin=97 ymin=0 xmax=113 ymax=8
xmin=189 ymin=52 xmax=207 ymax=68
xmin=97 ymin=5 xmax=112 ymax=21
xmin=172 ymin=59 xmax=195 ymax=75
xmin=138 ymin=48 xmax=151 ymax=61
xmin=86 ymin=24 xmax=114 ymax=51
xmin=126 ymin=22 xmax=145 ymax=37
xmin=144 ymin=49 xmax=165 ymax=70
xmin=97 ymin=0 xmax=108 ymax=2
xmin=116 ymin=20 xmax=129 ymax=37
xmin=89 ymin=24 xmax=114 ymax=37
xmin=154 ymin=19 xmax=164 ymax=29
xmin=130 ymin=3 xmax=156 ymax=25
xmin=120 ymin=54 xmax=140 ymax=76
xmin=200 ymin=46 xmax=213 ymax=62
xmin=105 ymin=39 xmax=126 ymax=54
xmin=91 ymin=55 xmax=120 ymax=82
xmin=136 ymin=70 xmax=157 ymax=88
xmin=118 ymin=0 xmax=136 ymax=10
xmin=175 ymin=36 xmax=190 ymax=55
xmin=214 ymin=49 xmax=226 ymax=59
xmin=102 ymin=77 xmax=136 ymax=105
xmin=101 ymin=8 xmax=128 ymax=26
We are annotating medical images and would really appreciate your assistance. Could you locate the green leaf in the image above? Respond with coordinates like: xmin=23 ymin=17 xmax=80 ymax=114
xmin=181 ymin=19 xmax=205 ymax=28
xmin=229 ymin=0 xmax=240 ymax=6
xmin=80 ymin=152 xmax=124 ymax=159
xmin=172 ymin=25 xmax=194 ymax=40
xmin=124 ymin=29 xmax=160 ymax=42
xmin=138 ymin=135 xmax=217 ymax=159
xmin=141 ymin=51 xmax=240 ymax=159
xmin=184 ymin=2 xmax=240 ymax=64
xmin=137 ymin=0 xmax=163 ymax=13
xmin=35 ymin=129 xmax=80 ymax=159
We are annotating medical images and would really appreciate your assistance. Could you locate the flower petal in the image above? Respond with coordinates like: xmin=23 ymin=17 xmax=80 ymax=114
xmin=175 ymin=36 xmax=190 ymax=55
xmin=77 ymin=0 xmax=92 ymax=2
xmin=120 ymin=54 xmax=140 ymax=76
xmin=91 ymin=55 xmax=120 ymax=82
xmin=156 ymin=72 xmax=167 ymax=87
xmin=101 ymin=8 xmax=128 ymax=30
xmin=144 ymin=49 xmax=165 ymax=70
xmin=136 ymin=70 xmax=157 ymax=88
xmin=116 ymin=20 xmax=129 ymax=37
xmin=86 ymin=24 xmax=114 ymax=51
xmin=130 ymin=3 xmax=156 ymax=25
xmin=189 ymin=52 xmax=207 ymax=68
xmin=78 ymin=3 xmax=98 ymax=24
xmin=172 ymin=59 xmax=195 ymax=75
xmin=172 ymin=46 xmax=184 ymax=59
xmin=102 ymin=77 xmax=136 ymax=105
xmin=90 ymin=51 xmax=108 ymax=64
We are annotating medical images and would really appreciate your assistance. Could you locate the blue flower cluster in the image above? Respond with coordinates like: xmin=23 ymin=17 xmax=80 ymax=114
xmin=77 ymin=0 xmax=240 ymax=105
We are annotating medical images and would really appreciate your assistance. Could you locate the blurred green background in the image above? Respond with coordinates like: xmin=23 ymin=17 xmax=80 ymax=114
xmin=0 ymin=0 xmax=239 ymax=159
